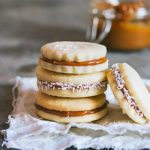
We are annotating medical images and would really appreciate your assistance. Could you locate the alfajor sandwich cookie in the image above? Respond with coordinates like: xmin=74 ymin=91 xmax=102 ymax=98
xmin=39 ymin=41 xmax=108 ymax=74
xmin=107 ymin=63 xmax=150 ymax=124
xmin=35 ymin=92 xmax=108 ymax=123
xmin=36 ymin=66 xmax=107 ymax=98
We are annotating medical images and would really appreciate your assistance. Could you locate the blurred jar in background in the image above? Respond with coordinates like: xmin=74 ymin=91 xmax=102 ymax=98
xmin=87 ymin=0 xmax=150 ymax=51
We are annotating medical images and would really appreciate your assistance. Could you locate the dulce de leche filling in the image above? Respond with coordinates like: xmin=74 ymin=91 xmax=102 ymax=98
xmin=112 ymin=64 xmax=145 ymax=118
xmin=40 ymin=56 xmax=107 ymax=66
xmin=35 ymin=103 xmax=107 ymax=117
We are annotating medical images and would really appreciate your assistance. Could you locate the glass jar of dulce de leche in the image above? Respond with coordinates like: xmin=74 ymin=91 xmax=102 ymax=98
xmin=87 ymin=0 xmax=150 ymax=51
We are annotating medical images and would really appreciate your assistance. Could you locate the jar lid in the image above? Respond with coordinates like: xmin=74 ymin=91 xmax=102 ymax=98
xmin=95 ymin=1 xmax=149 ymax=20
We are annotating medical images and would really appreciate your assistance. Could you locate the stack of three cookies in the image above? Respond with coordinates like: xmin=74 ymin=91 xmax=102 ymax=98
xmin=35 ymin=42 xmax=109 ymax=123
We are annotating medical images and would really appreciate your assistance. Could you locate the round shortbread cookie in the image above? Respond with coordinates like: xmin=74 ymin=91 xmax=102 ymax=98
xmin=36 ymin=66 xmax=107 ymax=84
xmin=120 ymin=63 xmax=150 ymax=120
xmin=41 ymin=41 xmax=107 ymax=62
xmin=39 ymin=58 xmax=108 ymax=74
xmin=107 ymin=63 xmax=150 ymax=124
xmin=40 ymin=41 xmax=108 ymax=74
xmin=36 ymin=108 xmax=108 ymax=123
xmin=107 ymin=71 xmax=146 ymax=124
xmin=35 ymin=92 xmax=106 ymax=111
xmin=36 ymin=66 xmax=107 ymax=97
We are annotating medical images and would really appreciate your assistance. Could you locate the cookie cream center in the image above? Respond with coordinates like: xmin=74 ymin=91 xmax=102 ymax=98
xmin=37 ymin=80 xmax=107 ymax=91
xmin=112 ymin=64 xmax=145 ymax=118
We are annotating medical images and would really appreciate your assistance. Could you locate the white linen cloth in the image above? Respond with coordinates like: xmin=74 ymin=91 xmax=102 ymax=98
xmin=1 ymin=77 xmax=150 ymax=150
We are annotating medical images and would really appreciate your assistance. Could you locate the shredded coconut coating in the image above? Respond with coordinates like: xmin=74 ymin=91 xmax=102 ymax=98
xmin=112 ymin=64 xmax=144 ymax=118
xmin=37 ymin=80 xmax=107 ymax=92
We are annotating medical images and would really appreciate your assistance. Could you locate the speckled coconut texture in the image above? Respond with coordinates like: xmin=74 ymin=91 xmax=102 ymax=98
xmin=37 ymin=80 xmax=107 ymax=92
xmin=112 ymin=64 xmax=144 ymax=118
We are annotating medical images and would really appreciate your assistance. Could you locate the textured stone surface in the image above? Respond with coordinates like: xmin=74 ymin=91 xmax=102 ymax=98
xmin=0 ymin=0 xmax=150 ymax=149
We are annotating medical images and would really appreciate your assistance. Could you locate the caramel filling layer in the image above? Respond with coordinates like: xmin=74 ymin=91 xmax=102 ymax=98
xmin=40 ymin=56 xmax=107 ymax=66
xmin=35 ymin=103 xmax=107 ymax=117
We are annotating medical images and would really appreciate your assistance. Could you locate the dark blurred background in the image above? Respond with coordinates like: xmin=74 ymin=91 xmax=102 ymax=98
xmin=0 ymin=0 xmax=88 ymax=82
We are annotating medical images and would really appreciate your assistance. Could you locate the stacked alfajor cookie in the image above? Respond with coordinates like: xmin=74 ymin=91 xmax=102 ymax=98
xmin=35 ymin=41 xmax=109 ymax=123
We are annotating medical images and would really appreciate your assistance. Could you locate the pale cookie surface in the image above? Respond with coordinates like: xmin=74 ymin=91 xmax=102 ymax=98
xmin=35 ymin=92 xmax=106 ymax=111
xmin=41 ymin=41 xmax=107 ymax=62
xmin=107 ymin=63 xmax=150 ymax=124
xmin=36 ymin=66 xmax=107 ymax=84
xmin=107 ymin=70 xmax=146 ymax=124
xmin=36 ymin=66 xmax=107 ymax=97
xmin=120 ymin=63 xmax=150 ymax=120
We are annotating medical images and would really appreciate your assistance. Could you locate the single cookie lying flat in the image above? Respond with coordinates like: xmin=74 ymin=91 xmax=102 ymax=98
xmin=35 ymin=92 xmax=108 ymax=123
xmin=36 ymin=66 xmax=107 ymax=98
xmin=39 ymin=41 xmax=108 ymax=74
xmin=107 ymin=63 xmax=150 ymax=124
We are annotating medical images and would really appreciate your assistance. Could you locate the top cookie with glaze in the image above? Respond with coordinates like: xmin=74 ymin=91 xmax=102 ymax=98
xmin=41 ymin=41 xmax=107 ymax=62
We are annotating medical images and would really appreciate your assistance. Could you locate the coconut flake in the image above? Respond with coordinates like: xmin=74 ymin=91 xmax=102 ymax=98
xmin=37 ymin=80 xmax=107 ymax=92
